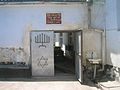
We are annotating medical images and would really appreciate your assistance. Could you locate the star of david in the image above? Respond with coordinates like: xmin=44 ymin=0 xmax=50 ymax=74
xmin=37 ymin=56 xmax=48 ymax=68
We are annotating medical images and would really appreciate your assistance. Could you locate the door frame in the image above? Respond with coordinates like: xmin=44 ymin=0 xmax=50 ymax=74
xmin=30 ymin=30 xmax=83 ymax=82
xmin=54 ymin=30 xmax=83 ymax=82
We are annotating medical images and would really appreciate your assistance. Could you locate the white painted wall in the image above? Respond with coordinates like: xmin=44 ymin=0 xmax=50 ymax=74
xmin=91 ymin=0 xmax=118 ymax=30
xmin=106 ymin=0 xmax=118 ymax=30
xmin=105 ymin=0 xmax=120 ymax=68
xmin=116 ymin=0 xmax=120 ymax=30
xmin=82 ymin=30 xmax=102 ymax=65
xmin=91 ymin=1 xmax=105 ymax=29
xmin=106 ymin=31 xmax=120 ymax=67
xmin=0 ymin=3 xmax=88 ymax=48
xmin=91 ymin=0 xmax=120 ymax=68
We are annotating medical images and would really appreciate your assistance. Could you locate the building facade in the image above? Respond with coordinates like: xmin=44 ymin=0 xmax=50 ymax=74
xmin=0 ymin=0 xmax=120 ymax=82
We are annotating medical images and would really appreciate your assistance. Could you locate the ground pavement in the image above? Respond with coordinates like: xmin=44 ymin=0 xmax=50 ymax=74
xmin=0 ymin=75 xmax=98 ymax=90
xmin=0 ymin=81 xmax=98 ymax=90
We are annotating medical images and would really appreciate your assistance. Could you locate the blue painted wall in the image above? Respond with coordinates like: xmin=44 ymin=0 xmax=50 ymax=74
xmin=0 ymin=4 xmax=87 ymax=47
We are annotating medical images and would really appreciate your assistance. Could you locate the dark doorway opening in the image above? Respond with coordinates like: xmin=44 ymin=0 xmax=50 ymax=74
xmin=54 ymin=32 xmax=75 ymax=76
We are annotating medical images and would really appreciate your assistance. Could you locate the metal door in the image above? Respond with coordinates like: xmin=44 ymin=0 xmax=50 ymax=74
xmin=75 ymin=31 xmax=83 ymax=82
xmin=30 ymin=31 xmax=54 ymax=76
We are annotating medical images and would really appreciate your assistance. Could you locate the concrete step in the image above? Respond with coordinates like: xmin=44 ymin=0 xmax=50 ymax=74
xmin=98 ymin=81 xmax=120 ymax=90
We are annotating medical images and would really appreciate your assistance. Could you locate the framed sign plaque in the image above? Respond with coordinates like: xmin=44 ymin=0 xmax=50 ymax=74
xmin=46 ymin=13 xmax=61 ymax=24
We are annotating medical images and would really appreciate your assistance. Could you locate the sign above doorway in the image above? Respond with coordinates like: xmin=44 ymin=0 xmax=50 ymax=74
xmin=46 ymin=13 xmax=61 ymax=24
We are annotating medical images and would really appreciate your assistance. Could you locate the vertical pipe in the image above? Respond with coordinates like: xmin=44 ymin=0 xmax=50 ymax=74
xmin=102 ymin=0 xmax=106 ymax=70
xmin=101 ymin=31 xmax=105 ymax=70
xmin=87 ymin=2 xmax=91 ymax=29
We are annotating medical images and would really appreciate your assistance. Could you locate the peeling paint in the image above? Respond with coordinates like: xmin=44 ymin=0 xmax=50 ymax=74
xmin=23 ymin=24 xmax=32 ymax=57
xmin=0 ymin=47 xmax=29 ymax=64
xmin=82 ymin=30 xmax=102 ymax=65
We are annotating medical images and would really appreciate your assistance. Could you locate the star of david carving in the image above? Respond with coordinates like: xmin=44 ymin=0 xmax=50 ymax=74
xmin=37 ymin=56 xmax=48 ymax=68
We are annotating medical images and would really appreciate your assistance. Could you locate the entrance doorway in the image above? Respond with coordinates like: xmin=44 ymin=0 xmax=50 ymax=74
xmin=54 ymin=30 xmax=83 ymax=82
xmin=30 ymin=30 xmax=82 ymax=82
xmin=54 ymin=32 xmax=75 ymax=76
